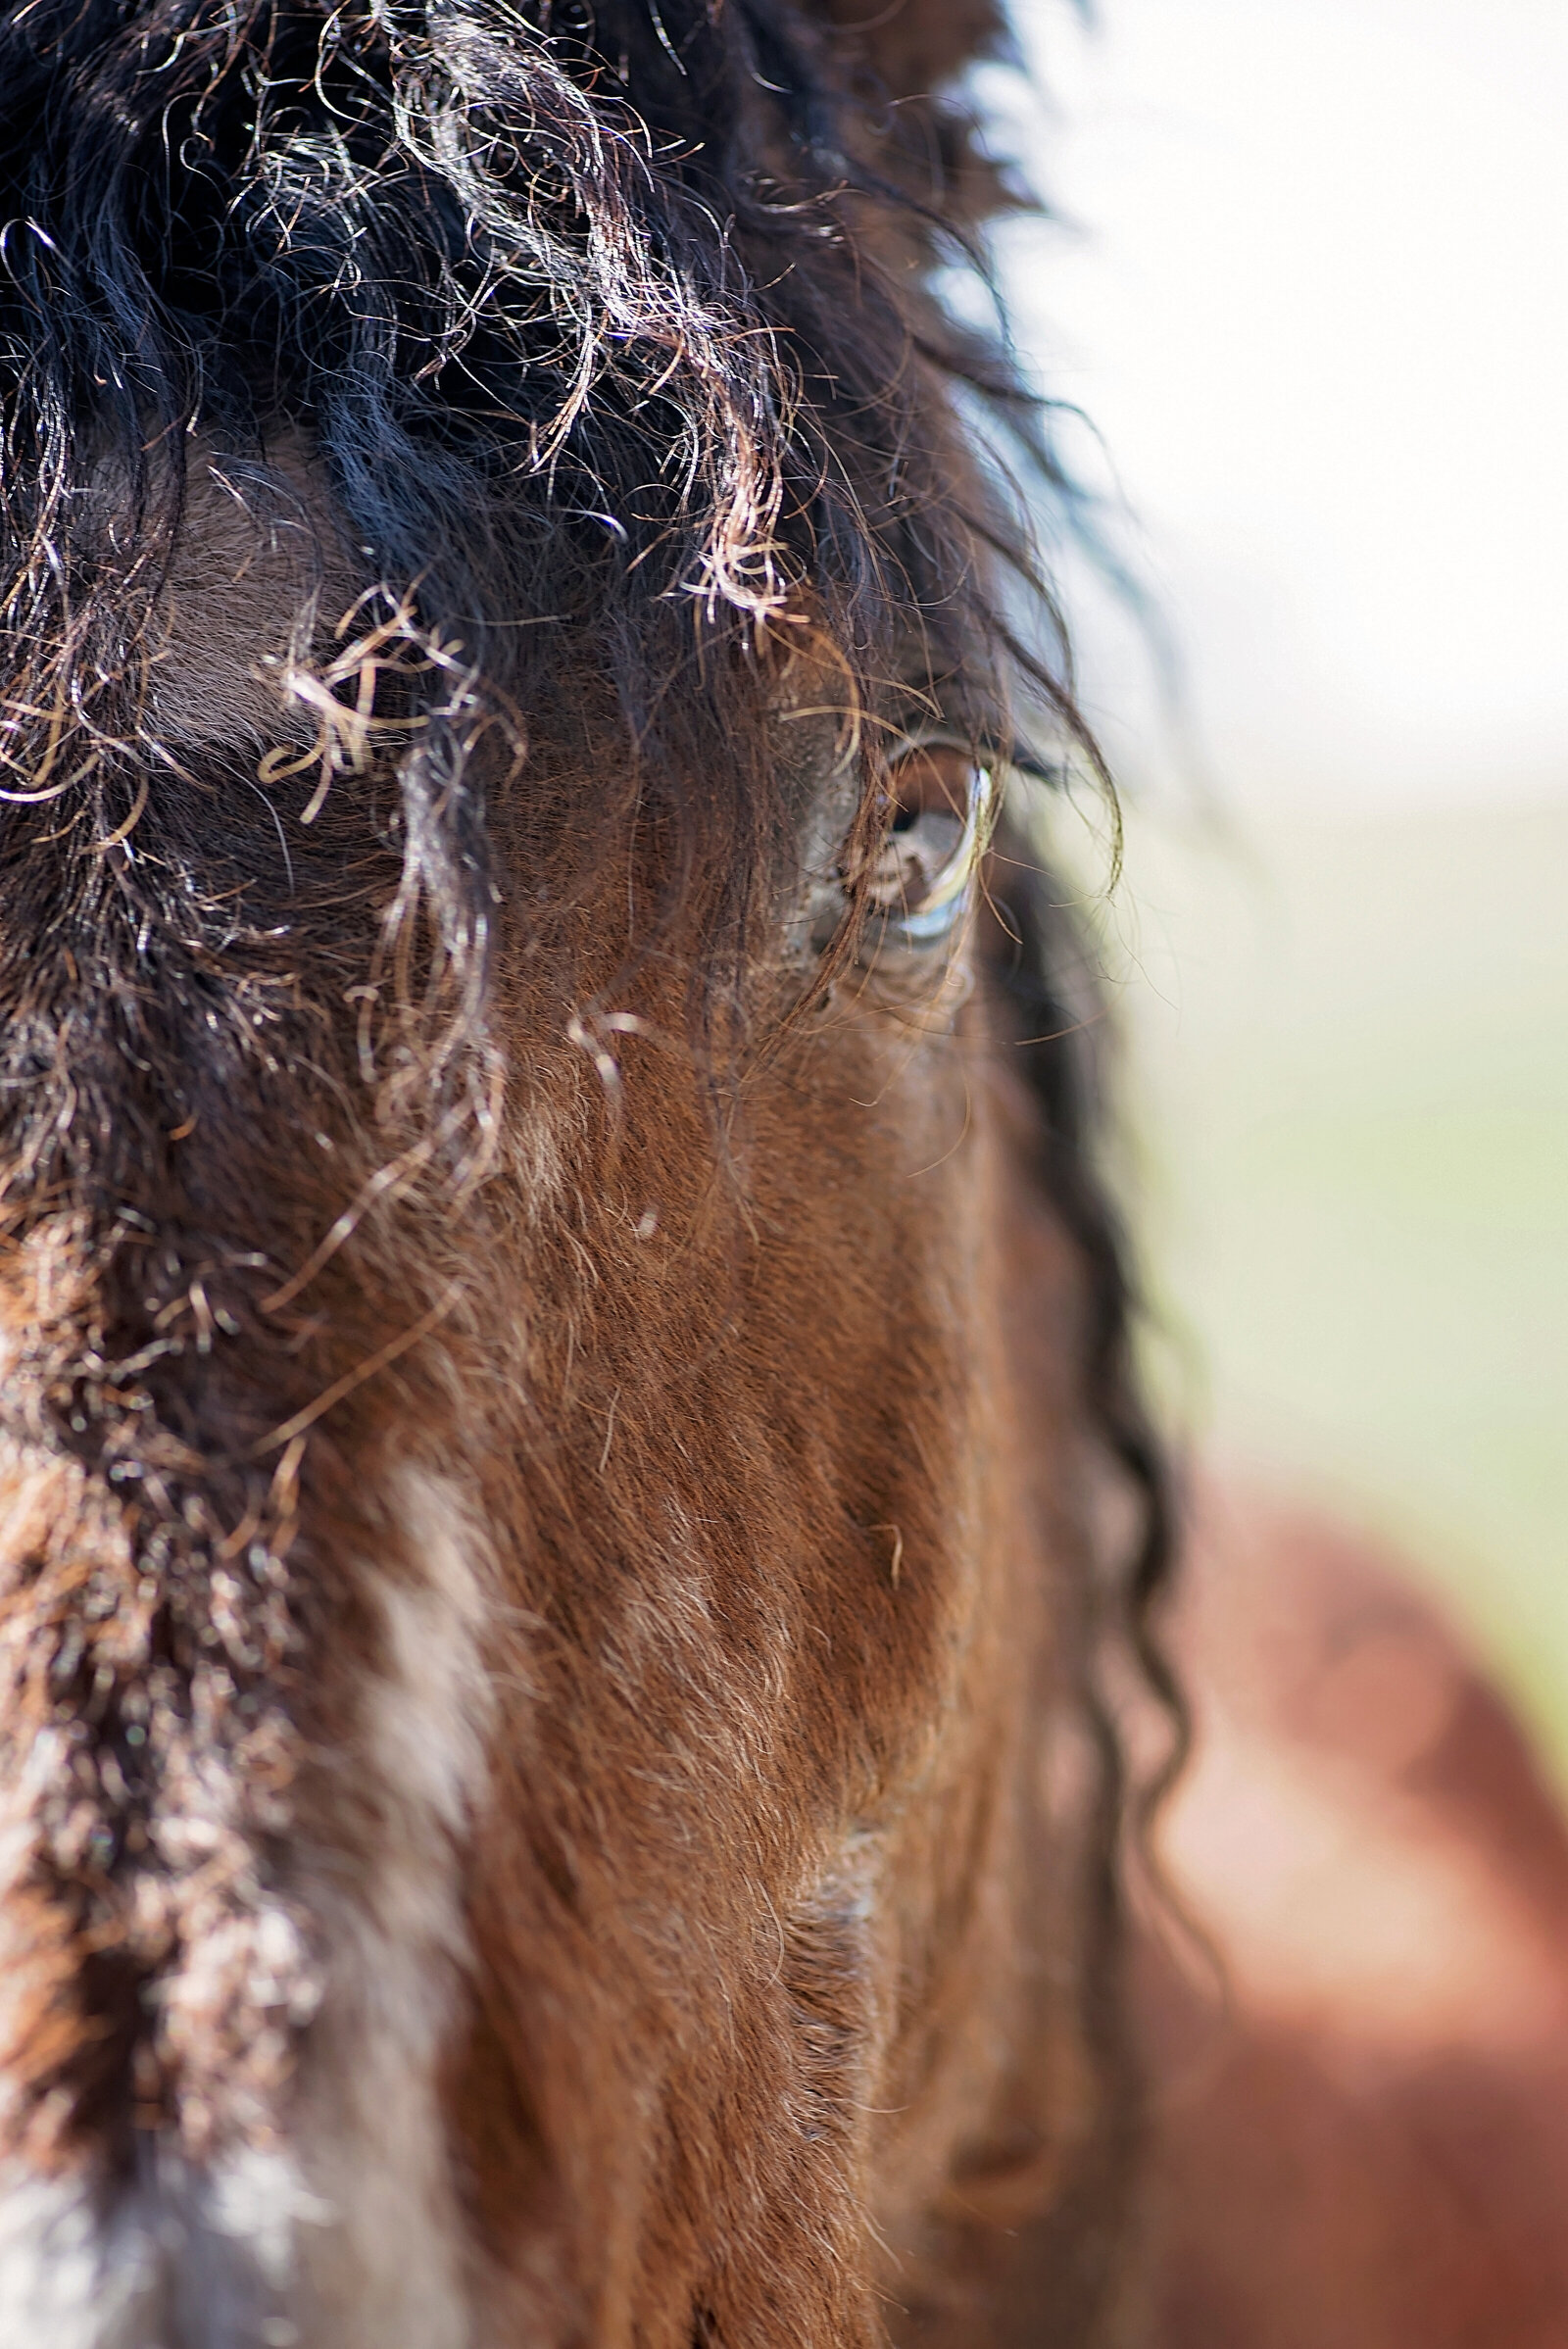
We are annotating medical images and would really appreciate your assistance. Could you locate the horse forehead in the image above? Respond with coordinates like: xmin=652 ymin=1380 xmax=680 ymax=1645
xmin=84 ymin=434 xmax=360 ymax=754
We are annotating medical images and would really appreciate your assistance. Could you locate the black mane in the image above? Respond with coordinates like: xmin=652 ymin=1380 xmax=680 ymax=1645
xmin=0 ymin=0 xmax=1088 ymax=1004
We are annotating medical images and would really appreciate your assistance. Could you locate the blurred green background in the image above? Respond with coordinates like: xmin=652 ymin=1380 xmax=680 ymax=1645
xmin=1005 ymin=0 xmax=1568 ymax=1781
xmin=1094 ymin=795 xmax=1568 ymax=1781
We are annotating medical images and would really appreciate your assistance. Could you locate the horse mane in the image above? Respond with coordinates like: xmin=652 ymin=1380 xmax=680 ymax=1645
xmin=0 ymin=0 xmax=1175 ymax=2238
xmin=0 ymin=0 xmax=1079 ymax=995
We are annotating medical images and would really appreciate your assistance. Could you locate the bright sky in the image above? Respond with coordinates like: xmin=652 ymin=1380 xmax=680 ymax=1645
xmin=998 ymin=0 xmax=1568 ymax=807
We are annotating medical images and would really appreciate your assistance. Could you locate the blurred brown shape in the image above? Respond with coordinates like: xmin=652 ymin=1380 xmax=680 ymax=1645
xmin=1142 ymin=1490 xmax=1568 ymax=2347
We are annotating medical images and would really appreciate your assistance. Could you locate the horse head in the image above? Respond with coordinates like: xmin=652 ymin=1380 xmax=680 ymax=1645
xmin=0 ymin=5 xmax=1167 ymax=2342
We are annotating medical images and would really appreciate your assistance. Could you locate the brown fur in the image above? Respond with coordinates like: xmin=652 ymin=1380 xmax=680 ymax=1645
xmin=0 ymin=706 xmax=1142 ymax=2339
xmin=818 ymin=0 xmax=1008 ymax=99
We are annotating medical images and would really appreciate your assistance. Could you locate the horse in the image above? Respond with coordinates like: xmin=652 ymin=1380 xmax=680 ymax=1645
xmin=2 ymin=3 xmax=1566 ymax=2346
xmin=1142 ymin=1491 xmax=1568 ymax=2349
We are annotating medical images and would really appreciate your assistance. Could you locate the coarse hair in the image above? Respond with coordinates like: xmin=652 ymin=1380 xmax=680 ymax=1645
xmin=0 ymin=0 xmax=1177 ymax=2243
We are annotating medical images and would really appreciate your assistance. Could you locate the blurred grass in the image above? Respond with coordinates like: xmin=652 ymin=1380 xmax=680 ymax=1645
xmin=1063 ymin=792 xmax=1568 ymax=1781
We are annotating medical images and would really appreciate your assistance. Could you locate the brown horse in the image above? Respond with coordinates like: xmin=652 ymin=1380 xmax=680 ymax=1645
xmin=0 ymin=1 xmax=1563 ymax=2344
xmin=1143 ymin=1493 xmax=1568 ymax=2349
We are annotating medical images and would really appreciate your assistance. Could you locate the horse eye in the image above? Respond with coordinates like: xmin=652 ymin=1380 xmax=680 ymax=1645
xmin=863 ymin=738 xmax=992 ymax=951
xmin=890 ymin=743 xmax=972 ymax=829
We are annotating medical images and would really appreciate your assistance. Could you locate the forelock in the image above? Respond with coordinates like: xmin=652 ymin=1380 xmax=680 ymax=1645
xmin=0 ymin=0 xmax=1085 ymax=1061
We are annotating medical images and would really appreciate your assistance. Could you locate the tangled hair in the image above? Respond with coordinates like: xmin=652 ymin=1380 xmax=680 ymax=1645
xmin=0 ymin=0 xmax=1176 ymax=2225
xmin=0 ymin=0 xmax=1087 ymax=1043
